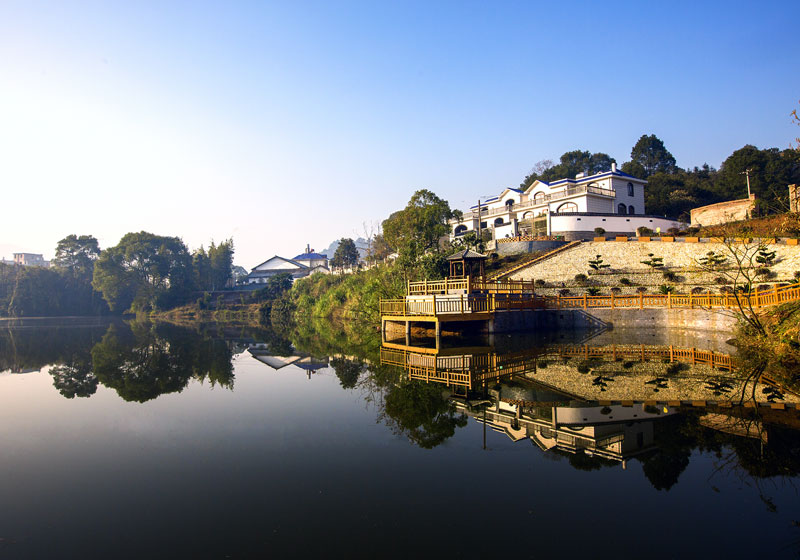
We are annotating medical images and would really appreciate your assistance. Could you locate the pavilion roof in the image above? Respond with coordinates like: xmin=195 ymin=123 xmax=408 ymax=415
xmin=446 ymin=249 xmax=486 ymax=261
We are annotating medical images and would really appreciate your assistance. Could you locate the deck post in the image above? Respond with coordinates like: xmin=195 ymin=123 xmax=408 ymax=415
xmin=668 ymin=292 xmax=672 ymax=309
xmin=669 ymin=345 xmax=674 ymax=362
xmin=583 ymin=293 xmax=587 ymax=310
xmin=432 ymin=294 xmax=436 ymax=316
xmin=611 ymin=292 xmax=615 ymax=309
xmin=689 ymin=293 xmax=693 ymax=309
xmin=639 ymin=292 xmax=643 ymax=309
xmin=435 ymin=321 xmax=441 ymax=337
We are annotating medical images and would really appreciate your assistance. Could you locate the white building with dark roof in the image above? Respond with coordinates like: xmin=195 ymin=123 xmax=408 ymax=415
xmin=244 ymin=245 xmax=330 ymax=285
xmin=450 ymin=164 xmax=682 ymax=241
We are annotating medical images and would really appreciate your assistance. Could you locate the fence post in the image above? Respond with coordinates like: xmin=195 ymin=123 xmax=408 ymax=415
xmin=689 ymin=293 xmax=693 ymax=309
xmin=669 ymin=345 xmax=674 ymax=362
xmin=639 ymin=292 xmax=643 ymax=309
xmin=692 ymin=348 xmax=696 ymax=365
xmin=557 ymin=294 xmax=561 ymax=309
xmin=611 ymin=292 xmax=615 ymax=309
xmin=668 ymin=292 xmax=672 ymax=309
xmin=460 ymin=294 xmax=464 ymax=314
xmin=432 ymin=294 xmax=436 ymax=315
xmin=583 ymin=293 xmax=587 ymax=310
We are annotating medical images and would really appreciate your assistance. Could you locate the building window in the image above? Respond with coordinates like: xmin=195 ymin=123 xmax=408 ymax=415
xmin=505 ymin=199 xmax=514 ymax=211
xmin=627 ymin=182 xmax=634 ymax=196
xmin=557 ymin=202 xmax=578 ymax=213
xmin=494 ymin=218 xmax=504 ymax=227
xmin=454 ymin=225 xmax=467 ymax=236
xmin=480 ymin=222 xmax=487 ymax=229
xmin=533 ymin=192 xmax=546 ymax=203
xmin=628 ymin=205 xmax=635 ymax=215
xmin=618 ymin=203 xmax=627 ymax=215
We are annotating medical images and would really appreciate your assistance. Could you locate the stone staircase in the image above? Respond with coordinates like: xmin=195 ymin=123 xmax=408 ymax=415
xmin=489 ymin=241 xmax=582 ymax=280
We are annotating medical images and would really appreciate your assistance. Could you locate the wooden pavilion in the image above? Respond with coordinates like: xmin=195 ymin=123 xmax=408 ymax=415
xmin=447 ymin=249 xmax=487 ymax=279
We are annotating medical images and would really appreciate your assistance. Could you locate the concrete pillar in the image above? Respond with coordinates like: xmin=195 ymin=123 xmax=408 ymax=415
xmin=435 ymin=321 xmax=441 ymax=337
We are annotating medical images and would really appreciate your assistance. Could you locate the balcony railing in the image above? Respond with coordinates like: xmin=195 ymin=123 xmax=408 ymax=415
xmin=453 ymin=185 xmax=616 ymax=221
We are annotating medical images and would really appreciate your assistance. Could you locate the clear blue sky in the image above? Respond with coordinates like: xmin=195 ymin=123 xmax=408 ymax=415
xmin=1 ymin=0 xmax=798 ymax=268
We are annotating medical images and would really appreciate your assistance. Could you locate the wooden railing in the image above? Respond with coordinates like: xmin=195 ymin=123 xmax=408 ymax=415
xmin=380 ymin=293 xmax=545 ymax=317
xmin=545 ymin=282 xmax=800 ymax=310
xmin=384 ymin=281 xmax=800 ymax=317
xmin=406 ymin=277 xmax=536 ymax=296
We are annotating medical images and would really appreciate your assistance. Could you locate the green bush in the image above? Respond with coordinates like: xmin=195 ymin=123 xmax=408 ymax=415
xmin=619 ymin=278 xmax=632 ymax=286
xmin=574 ymin=273 xmax=588 ymax=283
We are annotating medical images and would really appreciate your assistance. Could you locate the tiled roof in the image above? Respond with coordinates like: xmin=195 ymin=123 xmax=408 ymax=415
xmin=293 ymin=252 xmax=328 ymax=260
xmin=447 ymin=249 xmax=486 ymax=260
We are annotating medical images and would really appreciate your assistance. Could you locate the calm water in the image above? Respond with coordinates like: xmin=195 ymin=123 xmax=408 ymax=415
xmin=1 ymin=319 xmax=799 ymax=559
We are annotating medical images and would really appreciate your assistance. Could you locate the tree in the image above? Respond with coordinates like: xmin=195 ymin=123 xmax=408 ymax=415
xmin=520 ymin=151 xmax=616 ymax=189
xmin=628 ymin=134 xmax=677 ymax=177
xmin=640 ymin=253 xmax=664 ymax=270
xmin=330 ymin=356 xmax=363 ymax=389
xmin=92 ymin=231 xmax=194 ymax=312
xmin=331 ymin=238 xmax=359 ymax=271
xmin=381 ymin=190 xmax=453 ymax=267
xmin=208 ymin=239 xmax=234 ymax=291
xmin=52 ymin=234 xmax=100 ymax=280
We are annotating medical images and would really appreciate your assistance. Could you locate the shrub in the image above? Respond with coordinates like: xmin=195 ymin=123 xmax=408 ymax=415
xmin=662 ymin=271 xmax=678 ymax=281
xmin=594 ymin=227 xmax=606 ymax=236
xmin=719 ymin=286 xmax=733 ymax=294
xmin=574 ymin=273 xmax=588 ymax=283
xmin=559 ymin=288 xmax=572 ymax=296
xmin=691 ymin=286 xmax=705 ymax=294
xmin=667 ymin=227 xmax=682 ymax=236
xmin=637 ymin=226 xmax=653 ymax=237
xmin=793 ymin=270 xmax=800 ymax=282
xmin=686 ymin=226 xmax=700 ymax=236
xmin=714 ymin=276 xmax=728 ymax=285
xmin=534 ymin=279 xmax=546 ymax=287
xmin=588 ymin=255 xmax=610 ymax=272
xmin=622 ymin=361 xmax=634 ymax=369
xmin=577 ymin=362 xmax=591 ymax=374
xmin=658 ymin=284 xmax=675 ymax=294
xmin=610 ymin=287 xmax=621 ymax=293
xmin=755 ymin=267 xmax=772 ymax=278
xmin=537 ymin=361 xmax=548 ymax=369
xmin=641 ymin=253 xmax=664 ymax=270
xmin=636 ymin=286 xmax=647 ymax=293
xmin=586 ymin=287 xmax=601 ymax=296
xmin=756 ymin=284 xmax=771 ymax=292
xmin=619 ymin=277 xmax=632 ymax=286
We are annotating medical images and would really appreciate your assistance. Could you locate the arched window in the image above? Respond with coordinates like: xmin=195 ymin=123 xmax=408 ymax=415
xmin=618 ymin=203 xmax=627 ymax=215
xmin=505 ymin=199 xmax=514 ymax=211
xmin=557 ymin=202 xmax=578 ymax=213
xmin=627 ymin=182 xmax=634 ymax=197
xmin=454 ymin=225 xmax=467 ymax=236
xmin=494 ymin=217 xmax=504 ymax=227
xmin=521 ymin=211 xmax=531 ymax=219
xmin=533 ymin=192 xmax=546 ymax=203
xmin=628 ymin=205 xmax=635 ymax=215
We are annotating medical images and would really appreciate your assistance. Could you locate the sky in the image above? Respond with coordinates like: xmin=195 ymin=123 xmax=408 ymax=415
xmin=1 ymin=0 xmax=799 ymax=268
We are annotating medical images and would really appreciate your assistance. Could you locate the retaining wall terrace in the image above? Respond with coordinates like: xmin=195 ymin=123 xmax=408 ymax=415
xmin=510 ymin=239 xmax=800 ymax=295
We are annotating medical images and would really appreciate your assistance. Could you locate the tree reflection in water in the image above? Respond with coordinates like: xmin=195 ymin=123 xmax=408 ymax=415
xmin=380 ymin=382 xmax=468 ymax=449
xmin=91 ymin=322 xmax=235 ymax=402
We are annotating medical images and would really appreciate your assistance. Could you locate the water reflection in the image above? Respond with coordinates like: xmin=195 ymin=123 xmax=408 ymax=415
xmin=379 ymin=334 xmax=800 ymax=492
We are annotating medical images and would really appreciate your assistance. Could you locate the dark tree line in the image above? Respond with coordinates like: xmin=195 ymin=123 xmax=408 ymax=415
xmin=521 ymin=134 xmax=800 ymax=220
xmin=1 ymin=233 xmax=236 ymax=317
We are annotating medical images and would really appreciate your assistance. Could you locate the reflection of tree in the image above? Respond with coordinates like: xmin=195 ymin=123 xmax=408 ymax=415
xmin=639 ymin=414 xmax=695 ymax=491
xmin=90 ymin=322 xmax=235 ymax=402
xmin=50 ymin=355 xmax=98 ymax=398
xmin=330 ymin=357 xmax=363 ymax=389
xmin=381 ymin=382 xmax=467 ymax=449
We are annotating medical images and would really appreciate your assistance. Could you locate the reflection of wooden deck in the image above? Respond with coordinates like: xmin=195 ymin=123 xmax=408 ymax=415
xmin=380 ymin=343 xmax=738 ymax=390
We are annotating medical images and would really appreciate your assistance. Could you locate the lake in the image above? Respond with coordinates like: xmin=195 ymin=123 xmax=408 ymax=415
xmin=0 ymin=319 xmax=798 ymax=559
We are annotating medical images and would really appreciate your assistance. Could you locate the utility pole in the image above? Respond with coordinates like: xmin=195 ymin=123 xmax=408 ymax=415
xmin=740 ymin=168 xmax=752 ymax=198
xmin=476 ymin=199 xmax=482 ymax=238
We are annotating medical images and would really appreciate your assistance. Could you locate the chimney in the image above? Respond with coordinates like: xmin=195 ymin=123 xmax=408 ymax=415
xmin=575 ymin=172 xmax=585 ymax=179
xmin=611 ymin=162 xmax=617 ymax=172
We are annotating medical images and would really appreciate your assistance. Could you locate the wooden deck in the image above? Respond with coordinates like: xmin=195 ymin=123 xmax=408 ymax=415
xmin=381 ymin=281 xmax=800 ymax=323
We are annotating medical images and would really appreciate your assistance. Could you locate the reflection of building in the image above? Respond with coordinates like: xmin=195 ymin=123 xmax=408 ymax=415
xmin=449 ymin=164 xmax=681 ymax=241
xmin=247 ymin=344 xmax=329 ymax=379
xmin=457 ymin=398 xmax=673 ymax=463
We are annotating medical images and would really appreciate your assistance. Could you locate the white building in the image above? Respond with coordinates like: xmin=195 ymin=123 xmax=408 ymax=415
xmin=12 ymin=253 xmax=50 ymax=267
xmin=244 ymin=246 xmax=330 ymax=284
xmin=450 ymin=164 xmax=682 ymax=241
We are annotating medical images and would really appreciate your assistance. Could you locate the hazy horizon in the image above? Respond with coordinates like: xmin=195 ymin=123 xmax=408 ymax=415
xmin=2 ymin=1 xmax=798 ymax=269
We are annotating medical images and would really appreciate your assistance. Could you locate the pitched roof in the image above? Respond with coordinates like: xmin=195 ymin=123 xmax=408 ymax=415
xmin=447 ymin=249 xmax=486 ymax=260
xmin=250 ymin=255 xmax=306 ymax=272
xmin=293 ymin=252 xmax=328 ymax=260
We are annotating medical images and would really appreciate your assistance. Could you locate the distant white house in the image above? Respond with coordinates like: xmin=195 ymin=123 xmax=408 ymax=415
xmin=449 ymin=163 xmax=682 ymax=241
xmin=12 ymin=253 xmax=50 ymax=267
xmin=244 ymin=245 xmax=330 ymax=284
